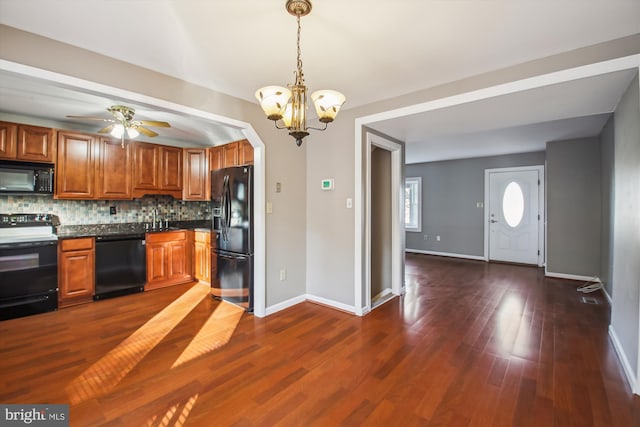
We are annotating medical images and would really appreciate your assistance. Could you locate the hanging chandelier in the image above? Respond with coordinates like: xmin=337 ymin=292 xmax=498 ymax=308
xmin=255 ymin=0 xmax=345 ymax=147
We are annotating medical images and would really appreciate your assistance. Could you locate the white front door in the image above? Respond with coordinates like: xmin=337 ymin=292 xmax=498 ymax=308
xmin=488 ymin=168 xmax=541 ymax=265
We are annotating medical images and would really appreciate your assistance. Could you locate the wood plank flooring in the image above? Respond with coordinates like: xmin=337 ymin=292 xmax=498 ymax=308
xmin=1 ymin=254 xmax=639 ymax=426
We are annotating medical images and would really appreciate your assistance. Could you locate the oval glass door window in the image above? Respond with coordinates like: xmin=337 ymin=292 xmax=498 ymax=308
xmin=503 ymin=182 xmax=524 ymax=227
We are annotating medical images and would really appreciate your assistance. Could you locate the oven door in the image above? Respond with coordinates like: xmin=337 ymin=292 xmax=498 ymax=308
xmin=0 ymin=240 xmax=58 ymax=320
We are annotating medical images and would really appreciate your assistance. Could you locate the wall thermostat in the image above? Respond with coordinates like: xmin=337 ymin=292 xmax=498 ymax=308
xmin=321 ymin=179 xmax=334 ymax=191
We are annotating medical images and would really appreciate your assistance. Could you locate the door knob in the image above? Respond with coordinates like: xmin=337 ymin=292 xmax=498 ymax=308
xmin=490 ymin=219 xmax=498 ymax=223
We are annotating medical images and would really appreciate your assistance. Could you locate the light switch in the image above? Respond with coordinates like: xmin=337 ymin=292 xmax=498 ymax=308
xmin=346 ymin=198 xmax=353 ymax=209
xmin=266 ymin=202 xmax=273 ymax=214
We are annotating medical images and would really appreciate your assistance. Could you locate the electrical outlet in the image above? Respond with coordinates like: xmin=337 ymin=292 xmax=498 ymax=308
xmin=279 ymin=269 xmax=286 ymax=281
xmin=424 ymin=234 xmax=428 ymax=240
xmin=109 ymin=206 xmax=117 ymax=215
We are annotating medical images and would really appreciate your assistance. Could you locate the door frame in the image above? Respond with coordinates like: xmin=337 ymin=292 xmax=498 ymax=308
xmin=360 ymin=132 xmax=404 ymax=315
xmin=483 ymin=165 xmax=545 ymax=266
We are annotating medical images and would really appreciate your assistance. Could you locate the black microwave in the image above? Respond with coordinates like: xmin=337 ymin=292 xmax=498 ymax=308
xmin=0 ymin=161 xmax=54 ymax=195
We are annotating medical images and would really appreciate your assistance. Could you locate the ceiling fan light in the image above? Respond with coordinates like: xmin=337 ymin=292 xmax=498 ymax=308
xmin=255 ymin=86 xmax=292 ymax=121
xmin=110 ymin=124 xmax=125 ymax=138
xmin=126 ymin=127 xmax=140 ymax=139
xmin=311 ymin=90 xmax=346 ymax=123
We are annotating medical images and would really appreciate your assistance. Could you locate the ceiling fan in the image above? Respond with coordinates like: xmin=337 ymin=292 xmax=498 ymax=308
xmin=67 ymin=105 xmax=171 ymax=147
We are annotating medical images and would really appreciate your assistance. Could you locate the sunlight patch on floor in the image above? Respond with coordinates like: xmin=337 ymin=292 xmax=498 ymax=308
xmin=144 ymin=393 xmax=199 ymax=427
xmin=172 ymin=300 xmax=245 ymax=368
xmin=65 ymin=283 xmax=210 ymax=405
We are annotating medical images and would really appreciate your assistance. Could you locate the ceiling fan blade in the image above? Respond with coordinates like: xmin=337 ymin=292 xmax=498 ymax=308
xmin=66 ymin=115 xmax=116 ymax=123
xmin=137 ymin=126 xmax=158 ymax=137
xmin=98 ymin=124 xmax=114 ymax=134
xmin=137 ymin=120 xmax=171 ymax=128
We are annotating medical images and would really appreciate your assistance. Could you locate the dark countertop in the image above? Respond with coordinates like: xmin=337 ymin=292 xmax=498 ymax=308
xmin=57 ymin=220 xmax=211 ymax=239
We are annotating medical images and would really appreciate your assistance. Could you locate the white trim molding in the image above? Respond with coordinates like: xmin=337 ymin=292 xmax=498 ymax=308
xmin=406 ymin=249 xmax=486 ymax=262
xmin=609 ymin=325 xmax=638 ymax=394
xmin=545 ymin=271 xmax=601 ymax=283
xmin=265 ymin=295 xmax=307 ymax=316
xmin=306 ymin=294 xmax=357 ymax=314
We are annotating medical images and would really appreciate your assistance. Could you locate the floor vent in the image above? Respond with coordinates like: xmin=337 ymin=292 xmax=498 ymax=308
xmin=580 ymin=296 xmax=599 ymax=305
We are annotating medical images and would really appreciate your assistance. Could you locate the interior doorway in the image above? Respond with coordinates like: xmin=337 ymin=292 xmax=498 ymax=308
xmin=484 ymin=166 xmax=545 ymax=266
xmin=364 ymin=133 xmax=404 ymax=313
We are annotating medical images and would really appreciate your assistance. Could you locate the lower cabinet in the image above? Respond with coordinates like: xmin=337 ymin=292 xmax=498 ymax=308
xmin=193 ymin=230 xmax=214 ymax=285
xmin=146 ymin=230 xmax=193 ymax=290
xmin=58 ymin=237 xmax=95 ymax=307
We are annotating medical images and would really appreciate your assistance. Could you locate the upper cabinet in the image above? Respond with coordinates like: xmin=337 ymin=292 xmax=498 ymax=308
xmin=0 ymin=121 xmax=56 ymax=163
xmin=238 ymin=139 xmax=254 ymax=165
xmin=222 ymin=142 xmax=239 ymax=168
xmin=209 ymin=145 xmax=223 ymax=171
xmin=183 ymin=148 xmax=208 ymax=201
xmin=210 ymin=139 xmax=253 ymax=172
xmin=56 ymin=131 xmax=97 ymax=199
xmin=132 ymin=141 xmax=182 ymax=199
xmin=98 ymin=138 xmax=132 ymax=199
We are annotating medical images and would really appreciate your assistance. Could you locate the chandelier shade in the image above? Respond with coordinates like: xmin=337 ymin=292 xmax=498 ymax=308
xmin=255 ymin=86 xmax=292 ymax=121
xmin=311 ymin=90 xmax=346 ymax=123
xmin=255 ymin=0 xmax=345 ymax=147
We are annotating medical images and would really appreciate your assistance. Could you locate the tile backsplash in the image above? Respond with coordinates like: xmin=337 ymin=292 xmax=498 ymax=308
xmin=0 ymin=195 xmax=211 ymax=225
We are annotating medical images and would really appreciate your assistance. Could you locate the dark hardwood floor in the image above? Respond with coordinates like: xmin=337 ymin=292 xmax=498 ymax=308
xmin=1 ymin=254 xmax=638 ymax=426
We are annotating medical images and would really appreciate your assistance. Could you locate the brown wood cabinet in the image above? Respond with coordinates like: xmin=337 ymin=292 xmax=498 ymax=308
xmin=211 ymin=140 xmax=254 ymax=171
xmin=58 ymin=237 xmax=95 ymax=308
xmin=222 ymin=143 xmax=239 ymax=168
xmin=98 ymin=138 xmax=132 ymax=199
xmin=0 ymin=121 xmax=55 ymax=162
xmin=238 ymin=139 xmax=254 ymax=165
xmin=193 ymin=230 xmax=213 ymax=285
xmin=132 ymin=142 xmax=182 ymax=198
xmin=183 ymin=148 xmax=208 ymax=201
xmin=209 ymin=146 xmax=223 ymax=171
xmin=145 ymin=230 xmax=193 ymax=290
xmin=55 ymin=131 xmax=97 ymax=199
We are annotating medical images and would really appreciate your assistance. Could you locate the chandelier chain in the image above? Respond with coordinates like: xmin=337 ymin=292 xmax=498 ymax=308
xmin=296 ymin=14 xmax=304 ymax=84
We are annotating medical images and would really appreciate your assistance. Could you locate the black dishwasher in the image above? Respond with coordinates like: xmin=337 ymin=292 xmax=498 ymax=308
xmin=94 ymin=234 xmax=146 ymax=300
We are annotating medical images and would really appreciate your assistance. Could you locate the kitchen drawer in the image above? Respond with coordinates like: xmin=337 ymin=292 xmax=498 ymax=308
xmin=146 ymin=230 xmax=187 ymax=244
xmin=60 ymin=237 xmax=95 ymax=251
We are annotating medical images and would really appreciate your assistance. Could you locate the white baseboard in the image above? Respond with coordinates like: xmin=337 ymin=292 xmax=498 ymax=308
xmin=265 ymin=295 xmax=306 ymax=316
xmin=305 ymin=294 xmax=356 ymax=314
xmin=608 ymin=325 xmax=638 ymax=394
xmin=545 ymin=271 xmax=600 ymax=283
xmin=405 ymin=249 xmax=485 ymax=261
xmin=266 ymin=293 xmax=357 ymax=316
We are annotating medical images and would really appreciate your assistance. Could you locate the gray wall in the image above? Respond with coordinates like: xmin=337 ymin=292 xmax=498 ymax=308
xmin=405 ymin=151 xmax=545 ymax=257
xmin=371 ymin=147 xmax=392 ymax=298
xmin=600 ymin=116 xmax=615 ymax=297
xmin=546 ymin=137 xmax=602 ymax=277
xmin=611 ymin=72 xmax=640 ymax=386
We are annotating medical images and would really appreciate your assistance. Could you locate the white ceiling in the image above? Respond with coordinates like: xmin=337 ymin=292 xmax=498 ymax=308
xmin=0 ymin=1 xmax=639 ymax=160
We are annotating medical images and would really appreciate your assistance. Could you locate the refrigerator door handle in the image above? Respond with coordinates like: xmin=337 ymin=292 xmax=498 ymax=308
xmin=217 ymin=252 xmax=248 ymax=261
xmin=221 ymin=175 xmax=230 ymax=241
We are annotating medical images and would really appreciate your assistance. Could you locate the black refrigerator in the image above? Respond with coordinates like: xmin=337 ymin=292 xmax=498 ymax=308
xmin=211 ymin=165 xmax=253 ymax=311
